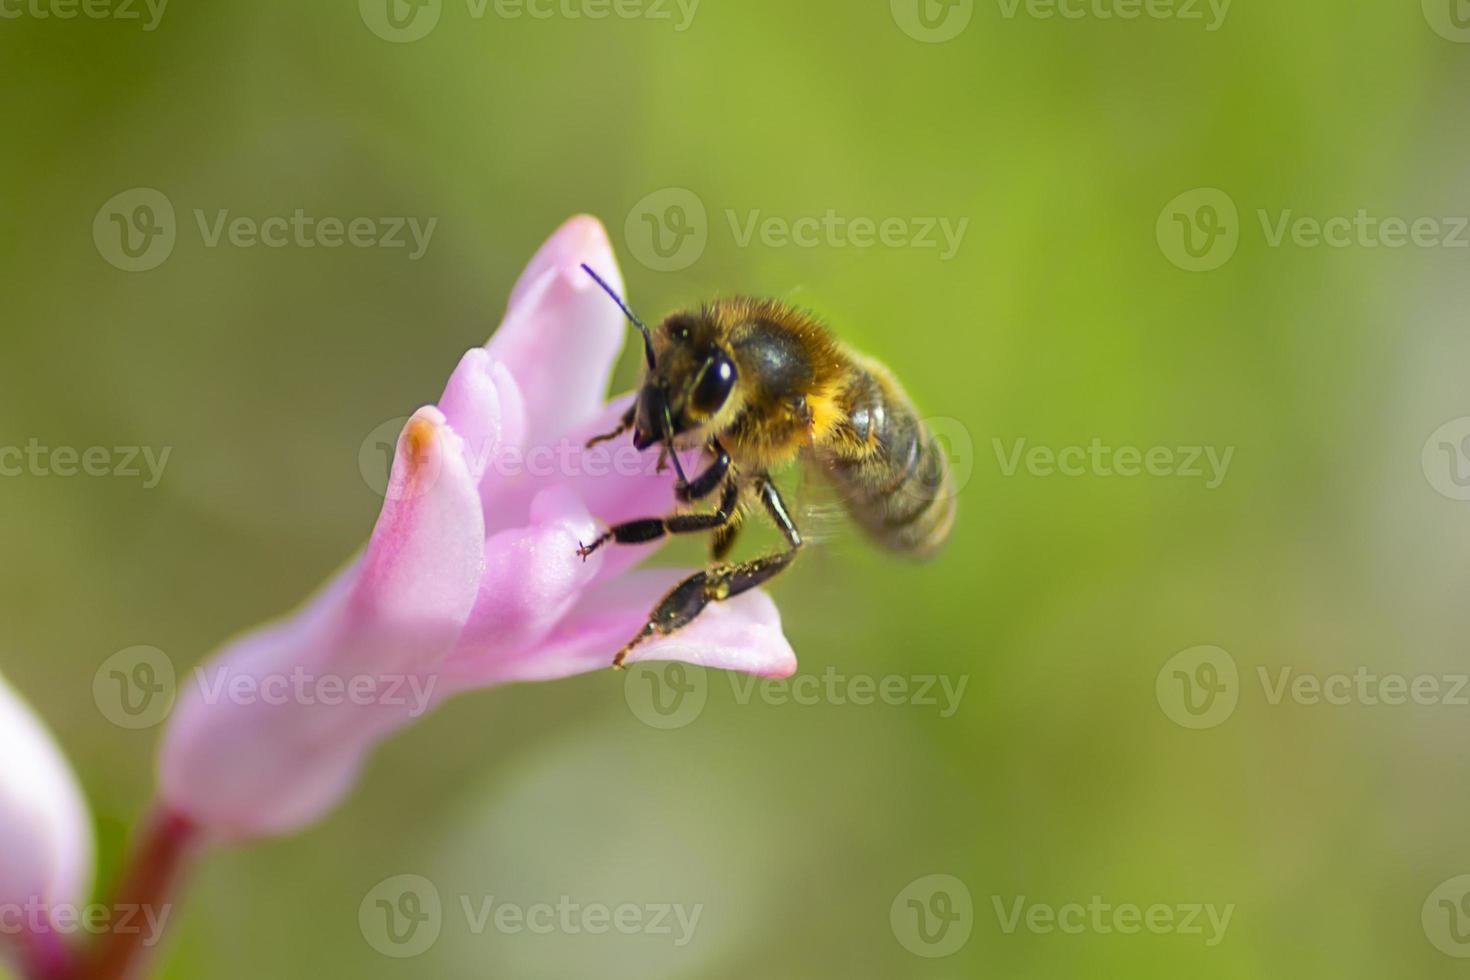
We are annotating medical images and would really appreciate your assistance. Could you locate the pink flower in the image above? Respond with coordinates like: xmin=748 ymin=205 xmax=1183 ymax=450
xmin=158 ymin=216 xmax=796 ymax=840
xmin=0 ymin=673 xmax=93 ymax=970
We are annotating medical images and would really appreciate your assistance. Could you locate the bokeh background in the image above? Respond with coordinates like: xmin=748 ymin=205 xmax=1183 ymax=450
xmin=5 ymin=0 xmax=1470 ymax=976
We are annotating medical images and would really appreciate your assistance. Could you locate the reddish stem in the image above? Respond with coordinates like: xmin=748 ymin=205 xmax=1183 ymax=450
xmin=18 ymin=925 xmax=74 ymax=980
xmin=80 ymin=809 xmax=202 ymax=980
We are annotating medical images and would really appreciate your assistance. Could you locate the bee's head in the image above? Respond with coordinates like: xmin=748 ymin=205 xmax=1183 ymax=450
xmin=579 ymin=264 xmax=739 ymax=461
xmin=631 ymin=312 xmax=738 ymax=450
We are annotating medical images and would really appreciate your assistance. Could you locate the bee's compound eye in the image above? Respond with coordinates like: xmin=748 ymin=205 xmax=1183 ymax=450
xmin=690 ymin=352 xmax=737 ymax=416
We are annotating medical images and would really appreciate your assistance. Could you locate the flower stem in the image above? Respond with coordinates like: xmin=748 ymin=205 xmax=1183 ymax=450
xmin=19 ymin=925 xmax=74 ymax=980
xmin=81 ymin=809 xmax=201 ymax=980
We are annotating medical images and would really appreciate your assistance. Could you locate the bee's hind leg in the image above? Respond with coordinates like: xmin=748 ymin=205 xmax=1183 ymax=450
xmin=613 ymin=479 xmax=801 ymax=668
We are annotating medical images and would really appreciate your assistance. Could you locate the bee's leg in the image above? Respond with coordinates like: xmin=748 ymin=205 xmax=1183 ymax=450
xmin=676 ymin=439 xmax=730 ymax=503
xmin=613 ymin=479 xmax=801 ymax=668
xmin=585 ymin=404 xmax=636 ymax=449
xmin=577 ymin=479 xmax=741 ymax=561
xmin=710 ymin=513 xmax=743 ymax=563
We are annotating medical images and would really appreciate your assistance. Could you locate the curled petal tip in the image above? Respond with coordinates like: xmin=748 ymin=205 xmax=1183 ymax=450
xmin=508 ymin=215 xmax=616 ymax=310
xmin=405 ymin=415 xmax=438 ymax=467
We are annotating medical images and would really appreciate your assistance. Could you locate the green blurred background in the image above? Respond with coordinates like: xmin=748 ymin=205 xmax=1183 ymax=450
xmin=5 ymin=0 xmax=1470 ymax=976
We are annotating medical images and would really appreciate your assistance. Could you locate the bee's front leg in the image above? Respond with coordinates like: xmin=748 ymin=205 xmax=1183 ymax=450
xmin=577 ymin=480 xmax=741 ymax=561
xmin=585 ymin=404 xmax=636 ymax=449
xmin=613 ymin=478 xmax=801 ymax=668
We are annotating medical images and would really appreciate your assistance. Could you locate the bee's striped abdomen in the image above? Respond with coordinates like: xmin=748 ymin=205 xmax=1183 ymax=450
xmin=818 ymin=358 xmax=955 ymax=559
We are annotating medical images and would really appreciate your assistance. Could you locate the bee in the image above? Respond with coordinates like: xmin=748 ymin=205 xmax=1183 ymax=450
xmin=576 ymin=265 xmax=956 ymax=667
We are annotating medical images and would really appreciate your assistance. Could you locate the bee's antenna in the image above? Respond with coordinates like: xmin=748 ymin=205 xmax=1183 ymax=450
xmin=580 ymin=264 xmax=656 ymax=370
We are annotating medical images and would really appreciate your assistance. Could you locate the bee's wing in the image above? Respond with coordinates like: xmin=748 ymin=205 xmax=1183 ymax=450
xmin=783 ymin=459 xmax=863 ymax=550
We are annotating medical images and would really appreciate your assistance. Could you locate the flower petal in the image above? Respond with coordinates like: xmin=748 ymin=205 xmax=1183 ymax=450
xmin=467 ymin=567 xmax=797 ymax=684
xmin=0 ymin=673 xmax=93 ymax=923
xmin=507 ymin=214 xmax=614 ymax=311
xmin=485 ymin=217 xmax=627 ymax=450
xmin=437 ymin=348 xmax=528 ymax=523
xmin=444 ymin=486 xmax=602 ymax=675
xmin=485 ymin=396 xmax=708 ymax=576
xmin=159 ymin=409 xmax=485 ymax=838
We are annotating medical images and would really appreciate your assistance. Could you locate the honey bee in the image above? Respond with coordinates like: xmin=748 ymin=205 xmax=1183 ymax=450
xmin=576 ymin=265 xmax=956 ymax=666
